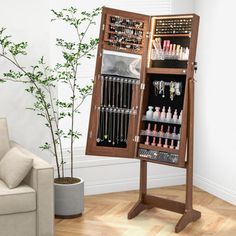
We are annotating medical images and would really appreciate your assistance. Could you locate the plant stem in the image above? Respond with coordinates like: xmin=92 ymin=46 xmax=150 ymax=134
xmin=0 ymin=52 xmax=61 ymax=178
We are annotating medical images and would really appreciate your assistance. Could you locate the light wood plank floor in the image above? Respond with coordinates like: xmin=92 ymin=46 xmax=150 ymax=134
xmin=55 ymin=185 xmax=236 ymax=236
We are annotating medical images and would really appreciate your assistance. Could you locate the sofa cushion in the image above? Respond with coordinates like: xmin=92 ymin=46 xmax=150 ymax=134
xmin=0 ymin=118 xmax=10 ymax=160
xmin=0 ymin=147 xmax=33 ymax=189
xmin=0 ymin=180 xmax=36 ymax=215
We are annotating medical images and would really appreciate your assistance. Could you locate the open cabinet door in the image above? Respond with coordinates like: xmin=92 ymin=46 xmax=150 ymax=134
xmin=86 ymin=7 xmax=150 ymax=158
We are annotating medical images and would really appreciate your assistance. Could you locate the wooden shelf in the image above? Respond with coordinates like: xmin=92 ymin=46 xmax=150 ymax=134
xmin=103 ymin=44 xmax=143 ymax=55
xmin=106 ymin=31 xmax=143 ymax=39
xmin=104 ymin=39 xmax=143 ymax=47
xmin=147 ymin=68 xmax=187 ymax=75
xmin=153 ymin=34 xmax=191 ymax=37
xmin=137 ymin=156 xmax=185 ymax=168
xmin=139 ymin=143 xmax=179 ymax=154
xmin=140 ymin=130 xmax=180 ymax=141
xmin=109 ymin=23 xmax=144 ymax=31
xmin=142 ymin=116 xmax=182 ymax=126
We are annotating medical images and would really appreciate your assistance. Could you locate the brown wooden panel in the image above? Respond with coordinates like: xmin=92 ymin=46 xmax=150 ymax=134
xmin=86 ymin=7 xmax=150 ymax=158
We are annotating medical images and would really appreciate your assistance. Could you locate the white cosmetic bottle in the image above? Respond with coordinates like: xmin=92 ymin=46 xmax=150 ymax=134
xmin=173 ymin=109 xmax=178 ymax=123
xmin=153 ymin=107 xmax=160 ymax=120
xmin=160 ymin=106 xmax=166 ymax=120
xmin=146 ymin=106 xmax=153 ymax=120
xmin=178 ymin=110 xmax=183 ymax=124
xmin=166 ymin=107 xmax=172 ymax=122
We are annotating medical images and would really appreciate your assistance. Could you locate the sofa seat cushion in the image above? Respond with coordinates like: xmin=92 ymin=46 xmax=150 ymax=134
xmin=0 ymin=180 xmax=36 ymax=215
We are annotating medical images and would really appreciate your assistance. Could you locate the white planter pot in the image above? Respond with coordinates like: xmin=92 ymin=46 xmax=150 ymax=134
xmin=54 ymin=178 xmax=84 ymax=218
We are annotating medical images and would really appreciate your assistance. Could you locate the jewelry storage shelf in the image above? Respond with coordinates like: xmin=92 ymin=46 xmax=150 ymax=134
xmin=142 ymin=115 xmax=182 ymax=125
xmin=86 ymin=7 xmax=200 ymax=233
xmin=147 ymin=68 xmax=187 ymax=75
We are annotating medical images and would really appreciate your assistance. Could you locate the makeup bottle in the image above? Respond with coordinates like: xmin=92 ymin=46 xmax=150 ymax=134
xmin=159 ymin=125 xmax=164 ymax=137
xmin=153 ymin=107 xmax=160 ymax=120
xmin=146 ymin=106 xmax=153 ymax=120
xmin=166 ymin=107 xmax=172 ymax=122
xmin=176 ymin=141 xmax=180 ymax=150
xmin=151 ymin=137 xmax=156 ymax=146
xmin=152 ymin=124 xmax=158 ymax=136
xmin=157 ymin=137 xmax=162 ymax=147
xmin=170 ymin=140 xmax=174 ymax=149
xmin=145 ymin=136 xmax=150 ymax=145
xmin=146 ymin=123 xmax=151 ymax=135
xmin=172 ymin=44 xmax=176 ymax=56
xmin=160 ymin=106 xmax=166 ymax=120
xmin=173 ymin=109 xmax=178 ymax=123
xmin=178 ymin=128 xmax=181 ymax=139
xmin=163 ymin=138 xmax=168 ymax=148
xmin=166 ymin=126 xmax=170 ymax=138
xmin=178 ymin=110 xmax=183 ymax=124
xmin=172 ymin=126 xmax=177 ymax=139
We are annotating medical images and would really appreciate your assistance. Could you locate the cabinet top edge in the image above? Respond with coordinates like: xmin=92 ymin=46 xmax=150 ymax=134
xmin=101 ymin=6 xmax=199 ymax=19
xmin=102 ymin=6 xmax=150 ymax=19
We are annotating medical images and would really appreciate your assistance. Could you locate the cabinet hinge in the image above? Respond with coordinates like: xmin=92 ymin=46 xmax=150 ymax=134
xmin=140 ymin=83 xmax=145 ymax=90
xmin=102 ymin=24 xmax=105 ymax=31
xmin=89 ymin=131 xmax=92 ymax=138
xmin=134 ymin=136 xmax=140 ymax=143
xmin=146 ymin=31 xmax=152 ymax=38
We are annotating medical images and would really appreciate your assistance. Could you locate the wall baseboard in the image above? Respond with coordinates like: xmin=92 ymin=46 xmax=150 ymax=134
xmin=59 ymin=147 xmax=236 ymax=206
xmin=194 ymin=174 xmax=236 ymax=206
xmin=84 ymin=174 xmax=185 ymax=196
xmin=58 ymin=147 xmax=185 ymax=195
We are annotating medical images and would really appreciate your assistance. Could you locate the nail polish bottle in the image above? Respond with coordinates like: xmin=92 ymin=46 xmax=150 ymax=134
xmin=166 ymin=107 xmax=172 ymax=122
xmin=178 ymin=110 xmax=183 ymax=124
xmin=153 ymin=107 xmax=160 ymax=120
xmin=157 ymin=137 xmax=162 ymax=147
xmin=176 ymin=141 xmax=180 ymax=150
xmin=145 ymin=136 xmax=150 ymax=145
xmin=151 ymin=137 xmax=156 ymax=146
xmin=146 ymin=123 xmax=151 ymax=135
xmin=173 ymin=109 xmax=178 ymax=123
xmin=160 ymin=106 xmax=166 ymax=120
xmin=166 ymin=126 xmax=170 ymax=138
xmin=152 ymin=124 xmax=157 ymax=136
xmin=146 ymin=106 xmax=153 ymax=120
xmin=159 ymin=125 xmax=164 ymax=137
xmin=172 ymin=127 xmax=177 ymax=139
xmin=178 ymin=128 xmax=181 ymax=139
xmin=163 ymin=138 xmax=168 ymax=148
xmin=170 ymin=140 xmax=174 ymax=149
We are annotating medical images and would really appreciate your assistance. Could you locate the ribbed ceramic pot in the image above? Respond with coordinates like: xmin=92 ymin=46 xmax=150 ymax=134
xmin=54 ymin=178 xmax=84 ymax=218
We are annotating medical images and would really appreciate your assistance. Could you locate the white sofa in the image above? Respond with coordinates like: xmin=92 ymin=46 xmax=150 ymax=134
xmin=0 ymin=118 xmax=54 ymax=236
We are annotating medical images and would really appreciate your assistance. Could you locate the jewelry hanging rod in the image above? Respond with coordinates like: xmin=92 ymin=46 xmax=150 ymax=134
xmin=100 ymin=75 xmax=140 ymax=85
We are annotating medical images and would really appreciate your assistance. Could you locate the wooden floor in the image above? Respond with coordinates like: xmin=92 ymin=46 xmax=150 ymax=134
xmin=55 ymin=185 xmax=236 ymax=236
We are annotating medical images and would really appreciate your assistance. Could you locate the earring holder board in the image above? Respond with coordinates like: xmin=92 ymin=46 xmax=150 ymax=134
xmin=86 ymin=7 xmax=200 ymax=233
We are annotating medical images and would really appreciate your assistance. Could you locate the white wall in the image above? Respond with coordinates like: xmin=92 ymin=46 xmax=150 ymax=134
xmin=193 ymin=0 xmax=236 ymax=205
xmin=172 ymin=0 xmax=194 ymax=14
xmin=0 ymin=0 xmax=52 ymax=162
xmin=4 ymin=0 xmax=235 ymax=204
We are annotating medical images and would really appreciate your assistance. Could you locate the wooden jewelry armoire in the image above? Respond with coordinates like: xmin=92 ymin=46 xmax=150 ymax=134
xmin=86 ymin=7 xmax=200 ymax=233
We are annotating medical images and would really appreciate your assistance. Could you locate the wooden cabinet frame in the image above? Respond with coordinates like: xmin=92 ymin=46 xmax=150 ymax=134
xmin=86 ymin=7 xmax=200 ymax=233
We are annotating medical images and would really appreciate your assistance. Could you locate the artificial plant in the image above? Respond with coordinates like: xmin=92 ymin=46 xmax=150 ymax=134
xmin=0 ymin=7 xmax=101 ymax=182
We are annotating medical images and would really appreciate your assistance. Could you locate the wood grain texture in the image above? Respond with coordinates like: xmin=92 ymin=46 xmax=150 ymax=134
xmin=55 ymin=185 xmax=236 ymax=236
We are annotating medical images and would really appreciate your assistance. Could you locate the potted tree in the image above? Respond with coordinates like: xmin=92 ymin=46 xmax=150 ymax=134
xmin=0 ymin=7 xmax=101 ymax=218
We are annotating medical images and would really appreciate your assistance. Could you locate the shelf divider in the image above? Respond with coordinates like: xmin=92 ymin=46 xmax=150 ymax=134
xmin=147 ymin=68 xmax=187 ymax=75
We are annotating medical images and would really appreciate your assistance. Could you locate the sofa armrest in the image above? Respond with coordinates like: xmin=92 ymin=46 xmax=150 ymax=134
xmin=10 ymin=141 xmax=54 ymax=236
